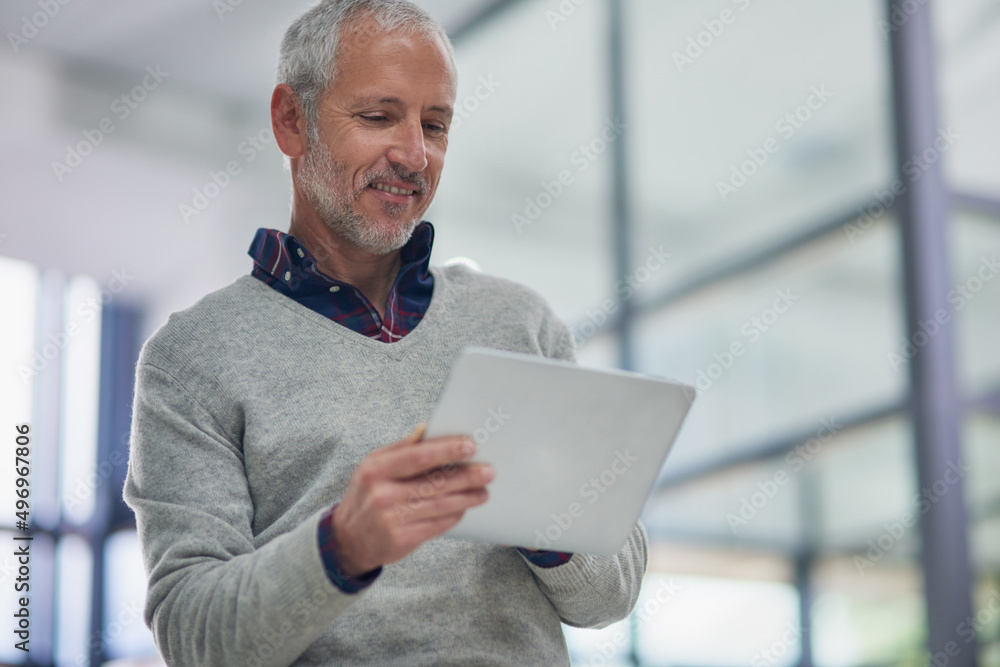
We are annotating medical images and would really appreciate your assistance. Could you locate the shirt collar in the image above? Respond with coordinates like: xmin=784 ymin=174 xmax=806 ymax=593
xmin=248 ymin=221 xmax=435 ymax=295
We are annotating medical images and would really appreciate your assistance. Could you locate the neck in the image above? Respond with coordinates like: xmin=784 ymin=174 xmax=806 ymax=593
xmin=288 ymin=209 xmax=402 ymax=321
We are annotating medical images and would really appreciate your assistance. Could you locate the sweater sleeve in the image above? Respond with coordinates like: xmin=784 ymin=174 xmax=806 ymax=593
xmin=522 ymin=303 xmax=650 ymax=628
xmin=520 ymin=522 xmax=648 ymax=628
xmin=123 ymin=362 xmax=361 ymax=667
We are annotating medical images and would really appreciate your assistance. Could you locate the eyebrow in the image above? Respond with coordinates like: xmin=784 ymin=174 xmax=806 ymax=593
xmin=353 ymin=96 xmax=453 ymax=116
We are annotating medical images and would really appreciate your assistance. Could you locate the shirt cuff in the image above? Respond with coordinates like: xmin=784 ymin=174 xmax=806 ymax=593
xmin=318 ymin=504 xmax=382 ymax=593
xmin=516 ymin=547 xmax=574 ymax=568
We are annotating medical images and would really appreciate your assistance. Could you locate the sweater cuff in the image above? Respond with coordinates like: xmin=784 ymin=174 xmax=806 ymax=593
xmin=318 ymin=504 xmax=382 ymax=593
xmin=516 ymin=547 xmax=574 ymax=568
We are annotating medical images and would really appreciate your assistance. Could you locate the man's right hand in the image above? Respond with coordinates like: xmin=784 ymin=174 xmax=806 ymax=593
xmin=331 ymin=423 xmax=494 ymax=577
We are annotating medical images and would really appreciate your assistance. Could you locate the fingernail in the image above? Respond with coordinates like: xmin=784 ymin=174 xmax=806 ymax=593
xmin=481 ymin=466 xmax=495 ymax=482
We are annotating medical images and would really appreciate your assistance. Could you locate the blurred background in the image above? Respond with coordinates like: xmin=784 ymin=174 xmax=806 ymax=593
xmin=1 ymin=0 xmax=998 ymax=665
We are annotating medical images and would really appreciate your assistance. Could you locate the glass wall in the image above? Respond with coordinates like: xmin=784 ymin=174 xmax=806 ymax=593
xmin=437 ymin=0 xmax=1000 ymax=664
xmin=2 ymin=0 xmax=996 ymax=664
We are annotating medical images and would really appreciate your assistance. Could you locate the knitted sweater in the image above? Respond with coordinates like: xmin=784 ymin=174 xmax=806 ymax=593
xmin=123 ymin=264 xmax=648 ymax=667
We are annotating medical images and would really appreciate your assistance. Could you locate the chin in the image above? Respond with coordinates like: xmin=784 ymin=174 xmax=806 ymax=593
xmin=334 ymin=215 xmax=420 ymax=255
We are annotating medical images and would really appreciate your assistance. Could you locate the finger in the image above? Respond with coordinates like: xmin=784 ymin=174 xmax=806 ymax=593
xmin=395 ymin=488 xmax=487 ymax=527
xmin=380 ymin=512 xmax=468 ymax=560
xmin=377 ymin=435 xmax=476 ymax=480
xmin=403 ymin=462 xmax=494 ymax=498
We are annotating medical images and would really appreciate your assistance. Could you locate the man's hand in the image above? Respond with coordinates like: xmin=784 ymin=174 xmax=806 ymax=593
xmin=332 ymin=423 xmax=494 ymax=576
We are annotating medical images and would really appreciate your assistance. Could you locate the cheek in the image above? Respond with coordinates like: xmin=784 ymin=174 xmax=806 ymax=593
xmin=427 ymin=151 xmax=446 ymax=181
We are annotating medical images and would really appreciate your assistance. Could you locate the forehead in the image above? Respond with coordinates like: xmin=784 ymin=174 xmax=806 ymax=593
xmin=328 ymin=17 xmax=456 ymax=105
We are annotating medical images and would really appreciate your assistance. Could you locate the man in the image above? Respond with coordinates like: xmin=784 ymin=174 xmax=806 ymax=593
xmin=124 ymin=1 xmax=647 ymax=665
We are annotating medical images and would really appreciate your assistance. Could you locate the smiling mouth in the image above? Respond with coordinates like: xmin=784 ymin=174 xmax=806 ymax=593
xmin=371 ymin=182 xmax=418 ymax=196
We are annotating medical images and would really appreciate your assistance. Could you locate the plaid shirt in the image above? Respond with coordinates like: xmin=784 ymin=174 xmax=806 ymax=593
xmin=248 ymin=222 xmax=434 ymax=342
xmin=248 ymin=222 xmax=572 ymax=593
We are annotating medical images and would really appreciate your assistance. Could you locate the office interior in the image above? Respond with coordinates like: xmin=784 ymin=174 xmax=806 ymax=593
xmin=0 ymin=0 xmax=998 ymax=665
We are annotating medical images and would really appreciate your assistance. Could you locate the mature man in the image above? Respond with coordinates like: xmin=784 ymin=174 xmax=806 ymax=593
xmin=124 ymin=1 xmax=647 ymax=665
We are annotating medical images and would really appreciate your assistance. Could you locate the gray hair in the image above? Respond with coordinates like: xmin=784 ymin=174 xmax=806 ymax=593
xmin=277 ymin=0 xmax=456 ymax=145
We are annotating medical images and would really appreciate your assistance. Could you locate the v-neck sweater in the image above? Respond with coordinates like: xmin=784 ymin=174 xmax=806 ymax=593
xmin=124 ymin=264 xmax=648 ymax=666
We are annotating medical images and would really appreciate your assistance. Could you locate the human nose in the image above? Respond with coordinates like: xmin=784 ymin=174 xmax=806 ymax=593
xmin=386 ymin=118 xmax=428 ymax=173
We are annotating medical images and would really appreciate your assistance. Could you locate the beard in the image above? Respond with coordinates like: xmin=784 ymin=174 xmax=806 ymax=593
xmin=297 ymin=131 xmax=427 ymax=256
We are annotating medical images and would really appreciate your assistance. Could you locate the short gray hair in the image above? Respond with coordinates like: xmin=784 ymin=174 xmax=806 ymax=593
xmin=277 ymin=0 xmax=456 ymax=144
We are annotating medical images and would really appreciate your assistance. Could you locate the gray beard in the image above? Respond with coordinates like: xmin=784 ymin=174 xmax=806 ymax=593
xmin=297 ymin=135 xmax=425 ymax=256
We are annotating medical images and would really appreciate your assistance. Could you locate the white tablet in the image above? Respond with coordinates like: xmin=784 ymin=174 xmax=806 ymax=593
xmin=424 ymin=347 xmax=695 ymax=556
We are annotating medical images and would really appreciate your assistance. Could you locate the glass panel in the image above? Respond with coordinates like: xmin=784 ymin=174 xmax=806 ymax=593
xmin=0 ymin=257 xmax=38 ymax=531
xmin=635 ymin=221 xmax=903 ymax=473
xmin=627 ymin=0 xmax=893 ymax=296
xmin=646 ymin=415 xmax=915 ymax=558
xmin=645 ymin=461 xmax=803 ymax=550
xmin=811 ymin=417 xmax=915 ymax=555
xmin=30 ymin=532 xmax=57 ymax=665
xmin=967 ymin=414 xmax=1000 ymax=572
xmin=34 ymin=271 xmax=65 ymax=531
xmin=811 ymin=556 xmax=924 ymax=667
xmin=936 ymin=0 xmax=1000 ymax=194
xmin=56 ymin=533 xmax=93 ymax=666
xmin=103 ymin=530 xmax=157 ymax=660
xmin=635 ymin=573 xmax=799 ymax=666
xmin=952 ymin=211 xmax=1000 ymax=397
xmin=60 ymin=275 xmax=102 ymax=525
xmin=564 ymin=617 xmax=632 ymax=666
xmin=431 ymin=0 xmax=614 ymax=323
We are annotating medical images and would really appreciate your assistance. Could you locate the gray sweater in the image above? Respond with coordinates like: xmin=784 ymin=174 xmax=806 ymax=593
xmin=124 ymin=265 xmax=647 ymax=666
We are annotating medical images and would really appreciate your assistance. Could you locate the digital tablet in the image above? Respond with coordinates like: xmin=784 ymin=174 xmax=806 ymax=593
xmin=424 ymin=347 xmax=695 ymax=556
